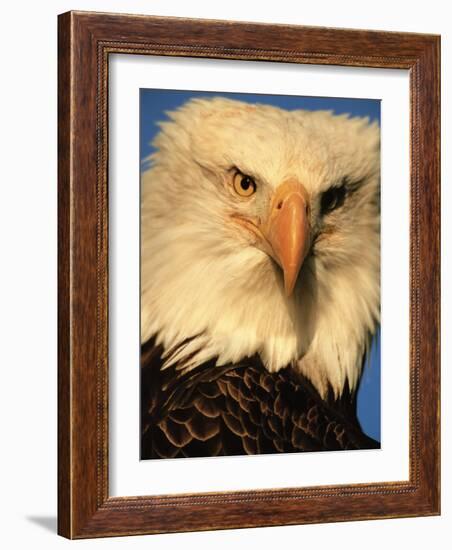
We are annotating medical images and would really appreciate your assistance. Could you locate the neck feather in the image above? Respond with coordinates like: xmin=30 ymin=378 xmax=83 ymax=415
xmin=141 ymin=224 xmax=378 ymax=398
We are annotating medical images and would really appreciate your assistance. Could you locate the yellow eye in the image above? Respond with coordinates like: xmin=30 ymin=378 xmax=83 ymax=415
xmin=232 ymin=172 xmax=257 ymax=197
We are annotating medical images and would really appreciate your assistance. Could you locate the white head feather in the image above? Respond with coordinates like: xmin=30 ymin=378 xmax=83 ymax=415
xmin=141 ymin=97 xmax=380 ymax=398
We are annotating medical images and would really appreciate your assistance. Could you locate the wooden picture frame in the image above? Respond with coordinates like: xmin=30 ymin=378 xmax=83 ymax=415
xmin=58 ymin=10 xmax=440 ymax=539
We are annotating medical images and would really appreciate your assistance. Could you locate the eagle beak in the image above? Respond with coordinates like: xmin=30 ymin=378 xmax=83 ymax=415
xmin=265 ymin=180 xmax=310 ymax=296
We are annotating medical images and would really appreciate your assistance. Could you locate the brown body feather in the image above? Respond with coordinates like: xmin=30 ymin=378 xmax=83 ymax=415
xmin=141 ymin=337 xmax=379 ymax=459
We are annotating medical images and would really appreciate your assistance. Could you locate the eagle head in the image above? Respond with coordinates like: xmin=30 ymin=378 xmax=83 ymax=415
xmin=141 ymin=97 xmax=380 ymax=398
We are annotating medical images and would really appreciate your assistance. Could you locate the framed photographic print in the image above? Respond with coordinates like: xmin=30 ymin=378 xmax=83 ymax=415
xmin=58 ymin=11 xmax=440 ymax=538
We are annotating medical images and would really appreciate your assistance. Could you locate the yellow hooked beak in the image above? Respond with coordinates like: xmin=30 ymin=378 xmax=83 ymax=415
xmin=263 ymin=180 xmax=310 ymax=296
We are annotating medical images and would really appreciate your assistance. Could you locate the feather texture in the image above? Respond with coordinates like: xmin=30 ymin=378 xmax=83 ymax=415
xmin=141 ymin=337 xmax=379 ymax=459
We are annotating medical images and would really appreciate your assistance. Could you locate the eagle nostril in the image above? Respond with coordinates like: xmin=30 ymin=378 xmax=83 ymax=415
xmin=276 ymin=200 xmax=283 ymax=210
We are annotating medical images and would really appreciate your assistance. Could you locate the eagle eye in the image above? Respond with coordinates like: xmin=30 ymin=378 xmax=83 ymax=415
xmin=232 ymin=171 xmax=257 ymax=198
xmin=320 ymin=184 xmax=346 ymax=214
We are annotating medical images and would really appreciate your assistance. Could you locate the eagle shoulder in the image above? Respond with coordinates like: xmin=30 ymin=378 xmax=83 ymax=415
xmin=141 ymin=337 xmax=379 ymax=459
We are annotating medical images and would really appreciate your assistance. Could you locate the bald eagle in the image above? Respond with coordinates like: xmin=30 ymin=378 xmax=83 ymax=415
xmin=140 ymin=97 xmax=380 ymax=459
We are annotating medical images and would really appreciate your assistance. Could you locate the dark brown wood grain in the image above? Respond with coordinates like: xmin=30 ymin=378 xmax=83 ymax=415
xmin=58 ymin=10 xmax=440 ymax=539
xmin=57 ymin=11 xmax=71 ymax=538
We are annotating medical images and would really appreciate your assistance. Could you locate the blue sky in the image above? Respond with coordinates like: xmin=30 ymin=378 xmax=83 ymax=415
xmin=140 ymin=88 xmax=381 ymax=442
